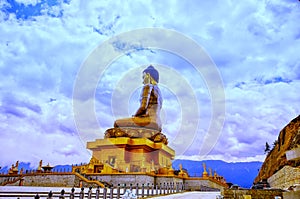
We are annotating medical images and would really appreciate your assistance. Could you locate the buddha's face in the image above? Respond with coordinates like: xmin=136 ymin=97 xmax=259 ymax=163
xmin=142 ymin=72 xmax=151 ymax=84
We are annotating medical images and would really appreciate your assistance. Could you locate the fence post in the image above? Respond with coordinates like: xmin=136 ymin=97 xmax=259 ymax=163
xmin=117 ymin=184 xmax=120 ymax=199
xmin=141 ymin=183 xmax=144 ymax=198
xmin=87 ymin=187 xmax=92 ymax=199
xmin=174 ymin=182 xmax=176 ymax=193
xmin=109 ymin=186 xmax=113 ymax=199
xmin=95 ymin=186 xmax=100 ymax=199
xmin=103 ymin=187 xmax=107 ymax=199
xmin=142 ymin=184 xmax=145 ymax=197
xmin=135 ymin=183 xmax=139 ymax=197
xmin=34 ymin=194 xmax=40 ymax=199
xmin=146 ymin=183 xmax=150 ymax=197
xmin=163 ymin=182 xmax=166 ymax=195
xmin=79 ymin=187 xmax=84 ymax=199
xmin=59 ymin=189 xmax=65 ymax=199
xmin=166 ymin=183 xmax=169 ymax=194
xmin=130 ymin=183 xmax=133 ymax=191
xmin=167 ymin=182 xmax=169 ymax=194
xmin=159 ymin=183 xmax=162 ymax=195
xmin=151 ymin=183 xmax=154 ymax=196
xmin=47 ymin=190 xmax=53 ymax=199
xmin=69 ymin=187 xmax=75 ymax=199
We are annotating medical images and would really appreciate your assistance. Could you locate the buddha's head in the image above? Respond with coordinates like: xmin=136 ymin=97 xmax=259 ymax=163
xmin=143 ymin=65 xmax=159 ymax=85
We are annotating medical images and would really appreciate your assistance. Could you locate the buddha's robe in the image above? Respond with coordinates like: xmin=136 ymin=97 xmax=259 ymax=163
xmin=114 ymin=84 xmax=162 ymax=131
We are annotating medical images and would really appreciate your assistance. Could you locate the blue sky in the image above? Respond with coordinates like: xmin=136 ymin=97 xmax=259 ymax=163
xmin=0 ymin=0 xmax=299 ymax=168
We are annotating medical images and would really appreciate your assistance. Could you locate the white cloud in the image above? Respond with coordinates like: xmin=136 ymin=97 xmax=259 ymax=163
xmin=14 ymin=0 xmax=42 ymax=6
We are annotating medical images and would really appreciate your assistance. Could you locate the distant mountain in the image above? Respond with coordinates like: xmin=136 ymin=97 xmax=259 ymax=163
xmin=172 ymin=159 xmax=262 ymax=188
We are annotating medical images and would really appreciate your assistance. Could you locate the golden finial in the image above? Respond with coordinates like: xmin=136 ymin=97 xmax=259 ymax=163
xmin=202 ymin=162 xmax=208 ymax=178
xmin=209 ymin=167 xmax=213 ymax=177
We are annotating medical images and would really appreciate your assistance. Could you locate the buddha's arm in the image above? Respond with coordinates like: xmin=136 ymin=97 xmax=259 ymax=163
xmin=134 ymin=84 xmax=152 ymax=117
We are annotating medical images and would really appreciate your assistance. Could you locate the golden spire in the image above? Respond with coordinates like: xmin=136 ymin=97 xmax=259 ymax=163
xmin=214 ymin=170 xmax=218 ymax=178
xmin=202 ymin=162 xmax=208 ymax=178
xmin=209 ymin=167 xmax=213 ymax=177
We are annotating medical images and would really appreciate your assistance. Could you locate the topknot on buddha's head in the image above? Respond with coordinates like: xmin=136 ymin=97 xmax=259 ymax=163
xmin=143 ymin=65 xmax=159 ymax=83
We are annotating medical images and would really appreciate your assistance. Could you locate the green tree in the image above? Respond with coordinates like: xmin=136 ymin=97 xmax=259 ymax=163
xmin=273 ymin=139 xmax=278 ymax=147
xmin=264 ymin=142 xmax=270 ymax=154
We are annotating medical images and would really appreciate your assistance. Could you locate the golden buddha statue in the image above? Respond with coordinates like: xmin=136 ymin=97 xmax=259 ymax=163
xmin=114 ymin=65 xmax=162 ymax=131
xmin=105 ymin=65 xmax=168 ymax=144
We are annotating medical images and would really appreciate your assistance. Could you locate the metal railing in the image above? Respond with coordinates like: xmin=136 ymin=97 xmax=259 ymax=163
xmin=0 ymin=182 xmax=186 ymax=199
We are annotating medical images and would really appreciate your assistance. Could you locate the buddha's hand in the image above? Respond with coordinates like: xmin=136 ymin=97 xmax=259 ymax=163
xmin=134 ymin=107 xmax=148 ymax=117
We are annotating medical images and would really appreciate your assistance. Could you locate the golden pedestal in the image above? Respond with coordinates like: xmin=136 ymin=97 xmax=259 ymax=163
xmin=87 ymin=136 xmax=175 ymax=174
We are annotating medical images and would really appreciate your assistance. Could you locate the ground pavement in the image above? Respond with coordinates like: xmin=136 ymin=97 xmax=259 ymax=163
xmin=148 ymin=191 xmax=221 ymax=199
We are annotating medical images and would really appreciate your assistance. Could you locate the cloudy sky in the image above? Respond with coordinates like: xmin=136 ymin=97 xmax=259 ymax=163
xmin=0 ymin=0 xmax=299 ymax=168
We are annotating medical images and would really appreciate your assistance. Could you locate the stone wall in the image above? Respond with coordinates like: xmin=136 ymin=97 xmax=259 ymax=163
xmin=90 ymin=174 xmax=186 ymax=187
xmin=283 ymin=191 xmax=300 ymax=199
xmin=221 ymin=188 xmax=283 ymax=199
xmin=268 ymin=165 xmax=300 ymax=189
xmin=1 ymin=173 xmax=225 ymax=191
xmin=88 ymin=174 xmax=226 ymax=191
xmin=185 ymin=178 xmax=224 ymax=191
xmin=22 ymin=174 xmax=76 ymax=187
xmin=0 ymin=174 xmax=76 ymax=187
xmin=90 ymin=174 xmax=155 ymax=186
xmin=155 ymin=176 xmax=183 ymax=185
xmin=185 ymin=178 xmax=208 ymax=191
